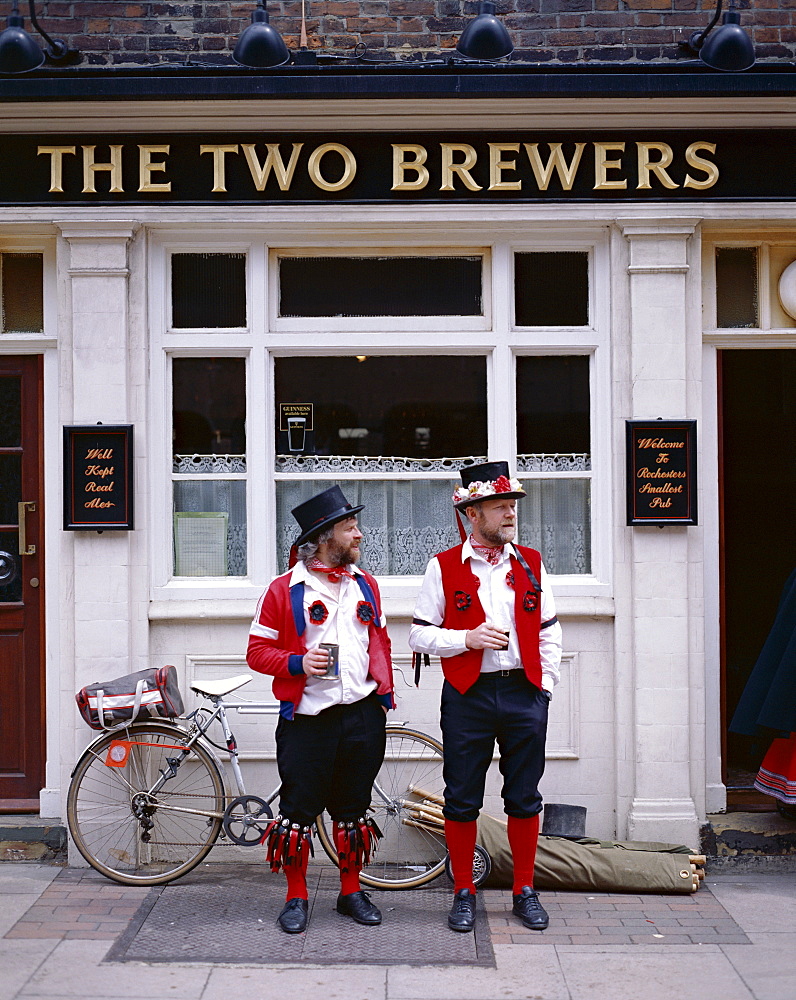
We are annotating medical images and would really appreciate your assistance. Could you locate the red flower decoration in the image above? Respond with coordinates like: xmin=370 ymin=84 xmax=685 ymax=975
xmin=494 ymin=475 xmax=512 ymax=493
xmin=356 ymin=600 xmax=375 ymax=624
xmin=308 ymin=600 xmax=329 ymax=625
xmin=523 ymin=591 xmax=539 ymax=613
xmin=454 ymin=591 xmax=472 ymax=611
xmin=506 ymin=571 xmax=515 ymax=590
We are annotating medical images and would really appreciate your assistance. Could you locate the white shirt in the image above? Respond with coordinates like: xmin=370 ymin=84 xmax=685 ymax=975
xmin=408 ymin=538 xmax=562 ymax=693
xmin=289 ymin=560 xmax=379 ymax=716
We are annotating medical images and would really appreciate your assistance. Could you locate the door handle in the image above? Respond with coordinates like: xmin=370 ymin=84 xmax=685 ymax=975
xmin=18 ymin=501 xmax=36 ymax=556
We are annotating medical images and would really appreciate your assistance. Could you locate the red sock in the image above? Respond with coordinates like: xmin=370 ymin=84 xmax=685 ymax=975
xmin=333 ymin=822 xmax=362 ymax=896
xmin=444 ymin=818 xmax=478 ymax=894
xmin=284 ymin=850 xmax=309 ymax=901
xmin=507 ymin=814 xmax=540 ymax=895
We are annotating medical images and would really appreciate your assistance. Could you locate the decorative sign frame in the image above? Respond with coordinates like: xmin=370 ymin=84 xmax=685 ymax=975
xmin=626 ymin=420 xmax=698 ymax=526
xmin=63 ymin=425 xmax=134 ymax=531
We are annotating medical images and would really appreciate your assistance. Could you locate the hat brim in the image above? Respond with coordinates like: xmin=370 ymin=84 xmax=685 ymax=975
xmin=454 ymin=490 xmax=526 ymax=510
xmin=294 ymin=503 xmax=365 ymax=547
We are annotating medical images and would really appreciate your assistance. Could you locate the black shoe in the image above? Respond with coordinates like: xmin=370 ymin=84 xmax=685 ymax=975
xmin=448 ymin=888 xmax=477 ymax=933
xmin=277 ymin=897 xmax=308 ymax=934
xmin=512 ymin=886 xmax=549 ymax=930
xmin=336 ymin=890 xmax=382 ymax=926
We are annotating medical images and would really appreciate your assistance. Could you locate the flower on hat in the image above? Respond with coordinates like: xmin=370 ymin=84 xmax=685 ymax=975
xmin=452 ymin=476 xmax=524 ymax=506
xmin=494 ymin=475 xmax=512 ymax=493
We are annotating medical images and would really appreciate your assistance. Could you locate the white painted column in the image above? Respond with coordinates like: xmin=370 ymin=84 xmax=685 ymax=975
xmin=619 ymin=219 xmax=702 ymax=847
xmin=58 ymin=221 xmax=147 ymax=704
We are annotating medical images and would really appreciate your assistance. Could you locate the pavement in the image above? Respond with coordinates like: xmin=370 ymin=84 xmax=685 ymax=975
xmin=2 ymin=860 xmax=796 ymax=1000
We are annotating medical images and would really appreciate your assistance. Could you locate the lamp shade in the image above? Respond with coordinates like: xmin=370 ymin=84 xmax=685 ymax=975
xmin=233 ymin=4 xmax=289 ymax=68
xmin=456 ymin=1 xmax=514 ymax=61
xmin=0 ymin=12 xmax=45 ymax=74
xmin=699 ymin=11 xmax=755 ymax=72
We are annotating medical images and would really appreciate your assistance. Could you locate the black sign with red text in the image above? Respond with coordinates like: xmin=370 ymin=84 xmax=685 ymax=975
xmin=626 ymin=420 xmax=697 ymax=526
xmin=63 ymin=425 xmax=134 ymax=530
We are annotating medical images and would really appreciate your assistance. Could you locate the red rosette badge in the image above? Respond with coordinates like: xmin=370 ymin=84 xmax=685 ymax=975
xmin=308 ymin=600 xmax=329 ymax=625
xmin=523 ymin=591 xmax=539 ymax=613
xmin=454 ymin=591 xmax=472 ymax=611
xmin=506 ymin=571 xmax=515 ymax=590
xmin=356 ymin=600 xmax=375 ymax=624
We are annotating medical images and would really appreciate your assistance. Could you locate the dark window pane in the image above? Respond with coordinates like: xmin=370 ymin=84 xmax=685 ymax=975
xmin=275 ymin=356 xmax=486 ymax=460
xmin=2 ymin=254 xmax=43 ymax=332
xmin=172 ymin=358 xmax=246 ymax=464
xmin=515 ymin=252 xmax=589 ymax=327
xmin=716 ymin=247 xmax=758 ymax=328
xmin=0 ymin=455 xmax=21 ymax=523
xmin=279 ymin=257 xmax=482 ymax=317
xmin=171 ymin=253 xmax=246 ymax=328
xmin=517 ymin=356 xmax=590 ymax=455
xmin=0 ymin=376 xmax=21 ymax=447
xmin=0 ymin=530 xmax=22 ymax=603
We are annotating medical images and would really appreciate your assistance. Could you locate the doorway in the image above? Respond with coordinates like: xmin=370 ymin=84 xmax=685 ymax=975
xmin=720 ymin=349 xmax=796 ymax=809
xmin=0 ymin=355 xmax=45 ymax=812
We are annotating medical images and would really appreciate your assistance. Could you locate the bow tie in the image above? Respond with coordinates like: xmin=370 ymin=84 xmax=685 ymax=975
xmin=471 ymin=544 xmax=504 ymax=566
xmin=307 ymin=558 xmax=355 ymax=583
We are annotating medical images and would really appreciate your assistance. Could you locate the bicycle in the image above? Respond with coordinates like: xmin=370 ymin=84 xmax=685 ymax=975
xmin=67 ymin=672 xmax=491 ymax=890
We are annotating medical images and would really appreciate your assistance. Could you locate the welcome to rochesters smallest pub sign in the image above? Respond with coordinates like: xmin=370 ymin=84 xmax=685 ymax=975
xmin=626 ymin=420 xmax=698 ymax=527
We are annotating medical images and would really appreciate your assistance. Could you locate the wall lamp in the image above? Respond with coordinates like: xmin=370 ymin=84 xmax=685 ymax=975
xmin=456 ymin=2 xmax=514 ymax=61
xmin=233 ymin=0 xmax=290 ymax=68
xmin=0 ymin=0 xmax=79 ymax=73
xmin=680 ymin=0 xmax=755 ymax=72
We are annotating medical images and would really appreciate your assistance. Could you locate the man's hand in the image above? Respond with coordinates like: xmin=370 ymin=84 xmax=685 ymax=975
xmin=465 ymin=623 xmax=510 ymax=650
xmin=302 ymin=647 xmax=331 ymax=676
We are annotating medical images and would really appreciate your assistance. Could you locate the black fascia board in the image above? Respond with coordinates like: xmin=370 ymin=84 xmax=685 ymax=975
xmin=1 ymin=62 xmax=796 ymax=103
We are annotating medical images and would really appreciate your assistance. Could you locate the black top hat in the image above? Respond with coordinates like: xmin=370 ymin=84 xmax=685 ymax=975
xmin=452 ymin=460 xmax=527 ymax=509
xmin=292 ymin=486 xmax=365 ymax=547
xmin=541 ymin=803 xmax=588 ymax=840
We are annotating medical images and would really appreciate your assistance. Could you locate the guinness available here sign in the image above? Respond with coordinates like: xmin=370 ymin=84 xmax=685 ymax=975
xmin=626 ymin=420 xmax=698 ymax=527
xmin=63 ymin=425 xmax=134 ymax=531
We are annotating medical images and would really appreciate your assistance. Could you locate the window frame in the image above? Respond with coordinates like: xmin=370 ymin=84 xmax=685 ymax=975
xmin=149 ymin=230 xmax=611 ymax=605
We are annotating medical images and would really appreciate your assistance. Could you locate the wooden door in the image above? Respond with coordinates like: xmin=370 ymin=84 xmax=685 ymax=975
xmin=0 ymin=355 xmax=44 ymax=811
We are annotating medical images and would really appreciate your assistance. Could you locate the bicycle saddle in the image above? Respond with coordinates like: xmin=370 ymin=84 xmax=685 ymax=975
xmin=190 ymin=674 xmax=253 ymax=697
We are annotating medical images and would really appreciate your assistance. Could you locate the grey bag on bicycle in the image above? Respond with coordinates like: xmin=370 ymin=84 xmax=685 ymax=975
xmin=76 ymin=665 xmax=184 ymax=730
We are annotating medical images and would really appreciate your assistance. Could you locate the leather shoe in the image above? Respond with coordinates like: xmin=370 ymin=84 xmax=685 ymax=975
xmin=336 ymin=890 xmax=382 ymax=926
xmin=448 ymin=888 xmax=476 ymax=932
xmin=277 ymin=897 xmax=308 ymax=934
xmin=512 ymin=886 xmax=549 ymax=930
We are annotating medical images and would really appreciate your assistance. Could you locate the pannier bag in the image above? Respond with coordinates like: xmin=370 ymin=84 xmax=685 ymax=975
xmin=76 ymin=665 xmax=184 ymax=730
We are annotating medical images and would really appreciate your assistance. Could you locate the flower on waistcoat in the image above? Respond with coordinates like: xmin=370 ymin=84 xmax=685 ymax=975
xmin=308 ymin=600 xmax=329 ymax=625
xmin=506 ymin=571 xmax=515 ymax=590
xmin=523 ymin=591 xmax=539 ymax=613
xmin=356 ymin=600 xmax=375 ymax=624
xmin=454 ymin=591 xmax=472 ymax=611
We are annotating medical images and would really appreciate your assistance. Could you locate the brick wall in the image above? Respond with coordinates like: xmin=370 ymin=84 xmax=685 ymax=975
xmin=14 ymin=1 xmax=796 ymax=67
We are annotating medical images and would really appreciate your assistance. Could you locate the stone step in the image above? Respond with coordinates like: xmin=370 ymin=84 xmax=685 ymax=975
xmin=0 ymin=815 xmax=67 ymax=862
xmin=704 ymin=810 xmax=796 ymax=861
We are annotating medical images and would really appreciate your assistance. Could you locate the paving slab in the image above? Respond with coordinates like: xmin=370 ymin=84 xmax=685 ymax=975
xmin=0 ymin=938 xmax=59 ymax=1000
xmin=205 ymin=965 xmax=388 ymax=1000
xmin=720 ymin=931 xmax=796 ymax=1000
xmin=706 ymin=878 xmax=796 ymax=934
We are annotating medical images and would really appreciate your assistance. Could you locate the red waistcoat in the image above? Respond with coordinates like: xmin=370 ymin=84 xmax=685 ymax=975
xmin=437 ymin=544 xmax=543 ymax=695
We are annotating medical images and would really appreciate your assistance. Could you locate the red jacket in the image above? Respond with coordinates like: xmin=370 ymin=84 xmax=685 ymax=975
xmin=437 ymin=543 xmax=543 ymax=694
xmin=247 ymin=569 xmax=394 ymax=719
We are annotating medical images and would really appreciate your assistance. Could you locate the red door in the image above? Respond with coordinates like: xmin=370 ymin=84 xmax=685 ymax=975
xmin=0 ymin=355 xmax=45 ymax=811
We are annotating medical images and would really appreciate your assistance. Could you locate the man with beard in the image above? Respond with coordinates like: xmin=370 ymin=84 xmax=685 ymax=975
xmin=247 ymin=486 xmax=394 ymax=934
xmin=409 ymin=462 xmax=562 ymax=934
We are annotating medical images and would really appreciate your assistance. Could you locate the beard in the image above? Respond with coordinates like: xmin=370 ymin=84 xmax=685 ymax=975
xmin=474 ymin=516 xmax=515 ymax=547
xmin=326 ymin=536 xmax=361 ymax=567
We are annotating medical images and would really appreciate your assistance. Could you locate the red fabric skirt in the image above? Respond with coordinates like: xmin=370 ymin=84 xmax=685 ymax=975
xmin=755 ymin=733 xmax=796 ymax=805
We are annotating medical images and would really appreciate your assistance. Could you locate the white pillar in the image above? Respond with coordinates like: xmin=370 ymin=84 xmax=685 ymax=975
xmin=618 ymin=219 xmax=702 ymax=848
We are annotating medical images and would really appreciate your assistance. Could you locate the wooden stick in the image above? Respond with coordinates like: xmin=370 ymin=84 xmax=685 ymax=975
xmin=403 ymin=817 xmax=445 ymax=835
xmin=409 ymin=784 xmax=444 ymax=806
xmin=689 ymin=854 xmax=706 ymax=866
xmin=405 ymin=805 xmax=445 ymax=827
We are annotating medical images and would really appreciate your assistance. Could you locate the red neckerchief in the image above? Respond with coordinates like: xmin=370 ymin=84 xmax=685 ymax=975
xmin=471 ymin=543 xmax=504 ymax=566
xmin=307 ymin=558 xmax=355 ymax=583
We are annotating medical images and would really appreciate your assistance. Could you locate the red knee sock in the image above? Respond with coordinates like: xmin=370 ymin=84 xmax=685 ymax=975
xmin=333 ymin=822 xmax=362 ymax=896
xmin=284 ymin=850 xmax=309 ymax=901
xmin=507 ymin=814 xmax=540 ymax=895
xmin=444 ymin=818 xmax=478 ymax=894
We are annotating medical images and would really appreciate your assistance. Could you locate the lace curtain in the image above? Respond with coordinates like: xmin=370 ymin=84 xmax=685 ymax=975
xmin=173 ymin=480 xmax=247 ymax=576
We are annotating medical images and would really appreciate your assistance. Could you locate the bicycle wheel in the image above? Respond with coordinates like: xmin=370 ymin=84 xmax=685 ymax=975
xmin=67 ymin=721 xmax=225 ymax=886
xmin=316 ymin=726 xmax=448 ymax=889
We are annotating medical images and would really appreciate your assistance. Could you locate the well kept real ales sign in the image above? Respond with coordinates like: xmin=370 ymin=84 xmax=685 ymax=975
xmin=63 ymin=425 xmax=134 ymax=531
xmin=2 ymin=130 xmax=795 ymax=204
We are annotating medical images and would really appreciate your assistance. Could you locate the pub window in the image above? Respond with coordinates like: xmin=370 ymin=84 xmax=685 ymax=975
xmin=516 ymin=355 xmax=591 ymax=575
xmin=514 ymin=252 xmax=589 ymax=327
xmin=172 ymin=357 xmax=247 ymax=577
xmin=171 ymin=253 xmax=247 ymax=329
xmin=716 ymin=247 xmax=759 ymax=328
xmin=278 ymin=256 xmax=483 ymax=317
xmin=274 ymin=355 xmax=487 ymax=574
xmin=1 ymin=253 xmax=43 ymax=333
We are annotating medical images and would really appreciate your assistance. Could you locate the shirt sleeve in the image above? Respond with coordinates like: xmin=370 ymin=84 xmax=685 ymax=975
xmin=538 ymin=562 xmax=563 ymax=693
xmin=408 ymin=557 xmax=469 ymax=658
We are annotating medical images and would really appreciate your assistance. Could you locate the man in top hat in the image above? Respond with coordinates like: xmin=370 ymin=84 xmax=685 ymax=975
xmin=247 ymin=486 xmax=394 ymax=934
xmin=409 ymin=462 xmax=562 ymax=933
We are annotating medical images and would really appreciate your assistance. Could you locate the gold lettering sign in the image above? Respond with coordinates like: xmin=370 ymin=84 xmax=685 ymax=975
xmin=626 ymin=421 xmax=697 ymax=526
